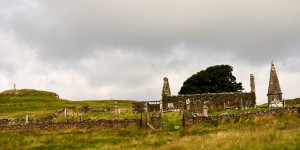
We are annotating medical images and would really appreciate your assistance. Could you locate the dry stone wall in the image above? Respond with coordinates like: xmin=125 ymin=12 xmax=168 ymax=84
xmin=0 ymin=119 xmax=140 ymax=132
xmin=132 ymin=102 xmax=160 ymax=113
xmin=164 ymin=92 xmax=256 ymax=111
xmin=183 ymin=106 xmax=300 ymax=127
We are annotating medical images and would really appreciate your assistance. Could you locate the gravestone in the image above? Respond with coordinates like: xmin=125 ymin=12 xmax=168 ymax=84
xmin=239 ymin=99 xmax=243 ymax=110
xmin=186 ymin=99 xmax=190 ymax=110
xmin=64 ymin=108 xmax=68 ymax=117
xmin=114 ymin=101 xmax=118 ymax=120
xmin=168 ymin=103 xmax=174 ymax=109
xmin=26 ymin=111 xmax=29 ymax=124
xmin=202 ymin=105 xmax=208 ymax=117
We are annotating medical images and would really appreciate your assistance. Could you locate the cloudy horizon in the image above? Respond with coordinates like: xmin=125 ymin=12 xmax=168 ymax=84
xmin=1 ymin=0 xmax=300 ymax=104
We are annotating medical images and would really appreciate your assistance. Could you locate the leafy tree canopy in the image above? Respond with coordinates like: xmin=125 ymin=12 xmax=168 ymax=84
xmin=179 ymin=65 xmax=244 ymax=95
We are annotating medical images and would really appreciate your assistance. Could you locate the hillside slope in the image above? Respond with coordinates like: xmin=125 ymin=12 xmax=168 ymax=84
xmin=0 ymin=89 xmax=135 ymax=118
xmin=285 ymin=98 xmax=300 ymax=106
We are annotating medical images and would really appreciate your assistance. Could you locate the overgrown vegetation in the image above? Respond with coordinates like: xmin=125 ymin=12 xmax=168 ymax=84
xmin=0 ymin=111 xmax=299 ymax=149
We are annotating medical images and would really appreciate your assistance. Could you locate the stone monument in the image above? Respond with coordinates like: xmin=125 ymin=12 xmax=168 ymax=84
xmin=26 ymin=111 xmax=29 ymax=124
xmin=202 ymin=104 xmax=208 ymax=117
xmin=162 ymin=77 xmax=171 ymax=97
xmin=64 ymin=108 xmax=68 ymax=117
xmin=267 ymin=61 xmax=283 ymax=107
xmin=238 ymin=99 xmax=243 ymax=110
xmin=250 ymin=74 xmax=255 ymax=93
xmin=114 ymin=101 xmax=118 ymax=120
xmin=161 ymin=77 xmax=171 ymax=114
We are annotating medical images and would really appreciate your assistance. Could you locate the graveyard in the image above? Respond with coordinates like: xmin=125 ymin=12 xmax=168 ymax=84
xmin=0 ymin=88 xmax=299 ymax=149
xmin=0 ymin=62 xmax=299 ymax=149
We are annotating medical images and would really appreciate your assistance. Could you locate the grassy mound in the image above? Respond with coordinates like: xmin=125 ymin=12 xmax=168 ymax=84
xmin=1 ymin=89 xmax=59 ymax=97
xmin=0 ymin=89 xmax=135 ymax=119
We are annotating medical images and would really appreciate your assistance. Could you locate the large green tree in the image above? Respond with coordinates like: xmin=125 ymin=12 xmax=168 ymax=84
xmin=179 ymin=65 xmax=243 ymax=95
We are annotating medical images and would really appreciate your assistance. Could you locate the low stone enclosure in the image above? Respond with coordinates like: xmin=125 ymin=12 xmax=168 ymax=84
xmin=0 ymin=119 xmax=140 ymax=131
xmin=183 ymin=106 xmax=300 ymax=127
xmin=0 ymin=104 xmax=162 ymax=131
xmin=0 ymin=106 xmax=115 ymax=125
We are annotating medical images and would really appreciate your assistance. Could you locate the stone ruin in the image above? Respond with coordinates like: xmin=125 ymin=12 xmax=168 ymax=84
xmin=268 ymin=61 xmax=283 ymax=107
xmin=131 ymin=101 xmax=160 ymax=114
xmin=161 ymin=74 xmax=256 ymax=112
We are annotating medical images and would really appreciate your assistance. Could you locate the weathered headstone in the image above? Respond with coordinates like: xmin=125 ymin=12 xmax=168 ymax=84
xmin=114 ymin=101 xmax=118 ymax=120
xmin=26 ymin=111 xmax=29 ymax=124
xmin=186 ymin=99 xmax=190 ymax=110
xmin=160 ymin=100 xmax=163 ymax=115
xmin=202 ymin=105 xmax=208 ymax=117
xmin=168 ymin=103 xmax=174 ymax=109
xmin=239 ymin=99 xmax=243 ymax=110
xmin=64 ymin=108 xmax=68 ymax=117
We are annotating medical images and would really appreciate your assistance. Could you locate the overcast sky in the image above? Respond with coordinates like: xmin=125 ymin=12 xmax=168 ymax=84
xmin=1 ymin=0 xmax=300 ymax=104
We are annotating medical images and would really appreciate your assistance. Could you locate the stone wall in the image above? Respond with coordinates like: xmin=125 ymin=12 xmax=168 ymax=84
xmin=0 ymin=118 xmax=26 ymax=125
xmin=183 ymin=107 xmax=300 ymax=127
xmin=132 ymin=102 xmax=160 ymax=113
xmin=164 ymin=92 xmax=256 ymax=111
xmin=38 ymin=114 xmax=57 ymax=122
xmin=0 ymin=119 xmax=141 ymax=131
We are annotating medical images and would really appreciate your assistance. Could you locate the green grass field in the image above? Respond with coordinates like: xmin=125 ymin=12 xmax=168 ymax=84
xmin=0 ymin=89 xmax=299 ymax=149
xmin=0 ymin=89 xmax=135 ymax=119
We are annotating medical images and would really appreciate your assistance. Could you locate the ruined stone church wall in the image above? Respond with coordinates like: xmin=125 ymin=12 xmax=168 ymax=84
xmin=163 ymin=92 xmax=256 ymax=110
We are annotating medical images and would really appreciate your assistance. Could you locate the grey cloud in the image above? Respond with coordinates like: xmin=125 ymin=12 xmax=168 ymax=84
xmin=2 ymin=0 xmax=299 ymax=62
xmin=0 ymin=0 xmax=300 ymax=103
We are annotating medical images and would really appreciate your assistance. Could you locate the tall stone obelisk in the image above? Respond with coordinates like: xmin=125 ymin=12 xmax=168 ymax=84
xmin=267 ymin=61 xmax=283 ymax=107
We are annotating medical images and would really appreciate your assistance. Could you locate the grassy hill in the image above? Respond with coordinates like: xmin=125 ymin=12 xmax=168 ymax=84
xmin=0 ymin=89 xmax=135 ymax=118
xmin=285 ymin=98 xmax=300 ymax=106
